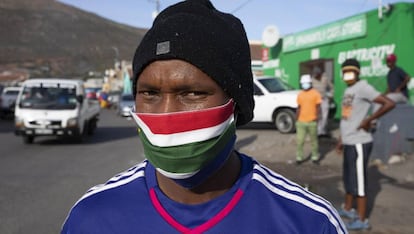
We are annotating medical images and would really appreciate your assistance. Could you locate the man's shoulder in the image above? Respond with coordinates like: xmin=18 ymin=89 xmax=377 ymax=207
xmin=251 ymin=161 xmax=326 ymax=206
xmin=250 ymin=161 xmax=345 ymax=232
xmin=396 ymin=66 xmax=408 ymax=75
xmin=351 ymin=79 xmax=371 ymax=90
xmin=62 ymin=162 xmax=149 ymax=232
xmin=72 ymin=161 xmax=148 ymax=208
xmin=311 ymin=88 xmax=322 ymax=96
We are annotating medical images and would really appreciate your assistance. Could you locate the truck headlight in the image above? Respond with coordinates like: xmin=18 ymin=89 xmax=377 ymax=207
xmin=15 ymin=116 xmax=24 ymax=128
xmin=67 ymin=117 xmax=78 ymax=127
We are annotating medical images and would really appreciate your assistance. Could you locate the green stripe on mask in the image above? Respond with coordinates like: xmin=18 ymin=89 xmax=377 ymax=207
xmin=139 ymin=123 xmax=236 ymax=174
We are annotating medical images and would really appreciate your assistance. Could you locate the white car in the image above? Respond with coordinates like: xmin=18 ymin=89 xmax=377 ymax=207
xmin=117 ymin=93 xmax=135 ymax=117
xmin=251 ymin=76 xmax=299 ymax=133
xmin=0 ymin=86 xmax=21 ymax=118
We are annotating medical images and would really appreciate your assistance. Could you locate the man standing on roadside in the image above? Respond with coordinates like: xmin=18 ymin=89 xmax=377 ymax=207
xmin=336 ymin=58 xmax=395 ymax=231
xmin=296 ymin=74 xmax=321 ymax=164
xmin=312 ymin=66 xmax=334 ymax=137
xmin=385 ymin=53 xmax=410 ymax=103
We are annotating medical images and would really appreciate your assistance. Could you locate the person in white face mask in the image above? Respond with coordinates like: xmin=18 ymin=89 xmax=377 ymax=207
xmin=62 ymin=1 xmax=346 ymax=233
xmin=295 ymin=74 xmax=322 ymax=165
xmin=335 ymin=58 xmax=395 ymax=231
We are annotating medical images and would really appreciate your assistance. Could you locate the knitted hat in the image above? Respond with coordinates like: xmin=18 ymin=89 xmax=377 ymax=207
xmin=132 ymin=0 xmax=254 ymax=126
xmin=341 ymin=58 xmax=360 ymax=73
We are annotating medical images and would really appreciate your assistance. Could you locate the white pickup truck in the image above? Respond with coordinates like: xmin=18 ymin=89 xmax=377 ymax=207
xmin=14 ymin=79 xmax=100 ymax=144
xmin=251 ymin=76 xmax=299 ymax=133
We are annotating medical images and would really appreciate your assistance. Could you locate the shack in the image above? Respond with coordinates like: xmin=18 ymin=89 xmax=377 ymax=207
xmin=262 ymin=2 xmax=414 ymax=117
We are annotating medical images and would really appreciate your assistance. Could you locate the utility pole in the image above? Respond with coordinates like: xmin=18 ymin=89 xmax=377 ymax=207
xmin=149 ymin=0 xmax=160 ymax=20
xmin=378 ymin=0 xmax=383 ymax=19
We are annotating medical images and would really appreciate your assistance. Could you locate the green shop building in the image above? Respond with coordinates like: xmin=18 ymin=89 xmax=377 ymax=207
xmin=262 ymin=2 xmax=414 ymax=117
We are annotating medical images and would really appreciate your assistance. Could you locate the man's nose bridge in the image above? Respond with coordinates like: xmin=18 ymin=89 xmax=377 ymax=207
xmin=158 ymin=94 xmax=176 ymax=113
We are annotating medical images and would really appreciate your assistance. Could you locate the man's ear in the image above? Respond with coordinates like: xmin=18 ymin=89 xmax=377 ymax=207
xmin=233 ymin=107 xmax=239 ymax=123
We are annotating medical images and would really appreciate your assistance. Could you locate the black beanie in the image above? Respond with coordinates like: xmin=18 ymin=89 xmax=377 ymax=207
xmin=341 ymin=58 xmax=360 ymax=73
xmin=132 ymin=0 xmax=254 ymax=126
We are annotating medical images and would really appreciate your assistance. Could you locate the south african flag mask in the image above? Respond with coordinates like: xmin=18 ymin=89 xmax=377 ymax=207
xmin=131 ymin=99 xmax=236 ymax=188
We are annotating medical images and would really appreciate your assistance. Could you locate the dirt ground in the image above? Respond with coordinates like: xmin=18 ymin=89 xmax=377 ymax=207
xmin=236 ymin=122 xmax=414 ymax=234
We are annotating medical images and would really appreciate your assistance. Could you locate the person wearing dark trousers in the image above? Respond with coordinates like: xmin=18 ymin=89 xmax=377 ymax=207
xmin=336 ymin=58 xmax=395 ymax=231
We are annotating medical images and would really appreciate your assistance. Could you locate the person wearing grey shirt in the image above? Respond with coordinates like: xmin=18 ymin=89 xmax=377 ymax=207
xmin=312 ymin=67 xmax=333 ymax=137
xmin=335 ymin=58 xmax=394 ymax=231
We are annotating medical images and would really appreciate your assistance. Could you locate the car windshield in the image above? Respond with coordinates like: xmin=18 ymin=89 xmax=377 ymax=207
xmin=122 ymin=94 xmax=134 ymax=101
xmin=257 ymin=77 xmax=293 ymax=93
xmin=4 ymin=90 xmax=20 ymax=95
xmin=19 ymin=84 xmax=78 ymax=110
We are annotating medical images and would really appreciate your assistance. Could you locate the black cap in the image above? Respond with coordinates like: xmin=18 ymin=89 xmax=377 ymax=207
xmin=341 ymin=58 xmax=360 ymax=73
xmin=132 ymin=0 xmax=254 ymax=126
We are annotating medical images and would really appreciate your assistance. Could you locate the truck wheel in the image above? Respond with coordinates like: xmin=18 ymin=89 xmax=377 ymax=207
xmin=76 ymin=122 xmax=88 ymax=143
xmin=274 ymin=109 xmax=296 ymax=134
xmin=87 ymin=118 xmax=97 ymax=135
xmin=23 ymin=136 xmax=34 ymax=144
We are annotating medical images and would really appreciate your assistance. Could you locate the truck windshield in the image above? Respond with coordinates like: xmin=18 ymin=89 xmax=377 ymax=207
xmin=19 ymin=85 xmax=78 ymax=110
xmin=258 ymin=77 xmax=294 ymax=93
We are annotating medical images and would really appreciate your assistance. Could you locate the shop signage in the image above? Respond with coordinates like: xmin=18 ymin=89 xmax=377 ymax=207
xmin=337 ymin=44 xmax=396 ymax=77
xmin=283 ymin=15 xmax=367 ymax=52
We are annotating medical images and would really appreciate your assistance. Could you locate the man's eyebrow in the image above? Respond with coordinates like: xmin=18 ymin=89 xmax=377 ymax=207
xmin=136 ymin=82 xmax=160 ymax=90
xmin=138 ymin=81 xmax=205 ymax=91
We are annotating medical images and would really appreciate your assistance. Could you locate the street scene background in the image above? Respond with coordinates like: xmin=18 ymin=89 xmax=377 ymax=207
xmin=0 ymin=109 xmax=413 ymax=234
xmin=1 ymin=1 xmax=414 ymax=233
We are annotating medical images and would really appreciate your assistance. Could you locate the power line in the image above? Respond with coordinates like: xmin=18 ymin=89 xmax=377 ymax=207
xmin=231 ymin=0 xmax=254 ymax=13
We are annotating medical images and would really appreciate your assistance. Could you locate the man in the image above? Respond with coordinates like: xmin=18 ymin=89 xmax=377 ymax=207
xmin=296 ymin=74 xmax=322 ymax=164
xmin=336 ymin=58 xmax=395 ymax=231
xmin=385 ymin=53 xmax=410 ymax=103
xmin=62 ymin=1 xmax=346 ymax=233
xmin=312 ymin=66 xmax=334 ymax=137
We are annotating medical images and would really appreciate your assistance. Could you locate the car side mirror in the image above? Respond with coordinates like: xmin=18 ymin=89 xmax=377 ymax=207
xmin=253 ymin=85 xmax=264 ymax=96
xmin=76 ymin=95 xmax=84 ymax=104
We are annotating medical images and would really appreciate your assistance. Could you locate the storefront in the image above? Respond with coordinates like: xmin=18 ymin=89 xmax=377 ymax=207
xmin=262 ymin=2 xmax=414 ymax=117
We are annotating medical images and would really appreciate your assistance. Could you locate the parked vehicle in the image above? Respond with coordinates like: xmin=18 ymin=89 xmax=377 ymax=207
xmin=107 ymin=91 xmax=122 ymax=110
xmin=85 ymin=87 xmax=101 ymax=100
xmin=0 ymin=86 xmax=21 ymax=118
xmin=251 ymin=76 xmax=299 ymax=133
xmin=117 ymin=93 xmax=135 ymax=117
xmin=14 ymin=79 xmax=100 ymax=144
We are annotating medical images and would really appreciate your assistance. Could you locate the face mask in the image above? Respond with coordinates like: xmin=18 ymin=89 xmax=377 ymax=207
xmin=131 ymin=99 xmax=236 ymax=188
xmin=342 ymin=71 xmax=357 ymax=85
xmin=343 ymin=72 xmax=356 ymax=81
xmin=301 ymin=82 xmax=311 ymax=90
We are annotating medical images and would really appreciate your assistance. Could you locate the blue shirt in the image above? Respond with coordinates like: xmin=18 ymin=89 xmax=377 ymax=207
xmin=62 ymin=154 xmax=346 ymax=233
xmin=387 ymin=66 xmax=408 ymax=97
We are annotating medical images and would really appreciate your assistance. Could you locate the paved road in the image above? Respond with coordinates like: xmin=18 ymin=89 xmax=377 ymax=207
xmin=0 ymin=109 xmax=144 ymax=234
xmin=0 ymin=110 xmax=413 ymax=234
xmin=237 ymin=122 xmax=414 ymax=234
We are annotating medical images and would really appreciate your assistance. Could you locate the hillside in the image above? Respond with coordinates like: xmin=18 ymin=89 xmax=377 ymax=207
xmin=0 ymin=0 xmax=147 ymax=78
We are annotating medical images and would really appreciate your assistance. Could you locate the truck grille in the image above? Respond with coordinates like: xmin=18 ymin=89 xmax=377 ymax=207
xmin=28 ymin=120 xmax=62 ymax=128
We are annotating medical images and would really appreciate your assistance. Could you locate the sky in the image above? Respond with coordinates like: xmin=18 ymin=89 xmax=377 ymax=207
xmin=57 ymin=0 xmax=410 ymax=41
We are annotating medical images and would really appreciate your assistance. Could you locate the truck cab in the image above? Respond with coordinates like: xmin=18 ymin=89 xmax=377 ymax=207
xmin=14 ymin=79 xmax=100 ymax=144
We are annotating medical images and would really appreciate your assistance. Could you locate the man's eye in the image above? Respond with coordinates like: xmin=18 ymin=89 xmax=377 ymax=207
xmin=139 ymin=91 xmax=157 ymax=96
xmin=184 ymin=91 xmax=207 ymax=96
xmin=138 ymin=91 xmax=159 ymax=100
